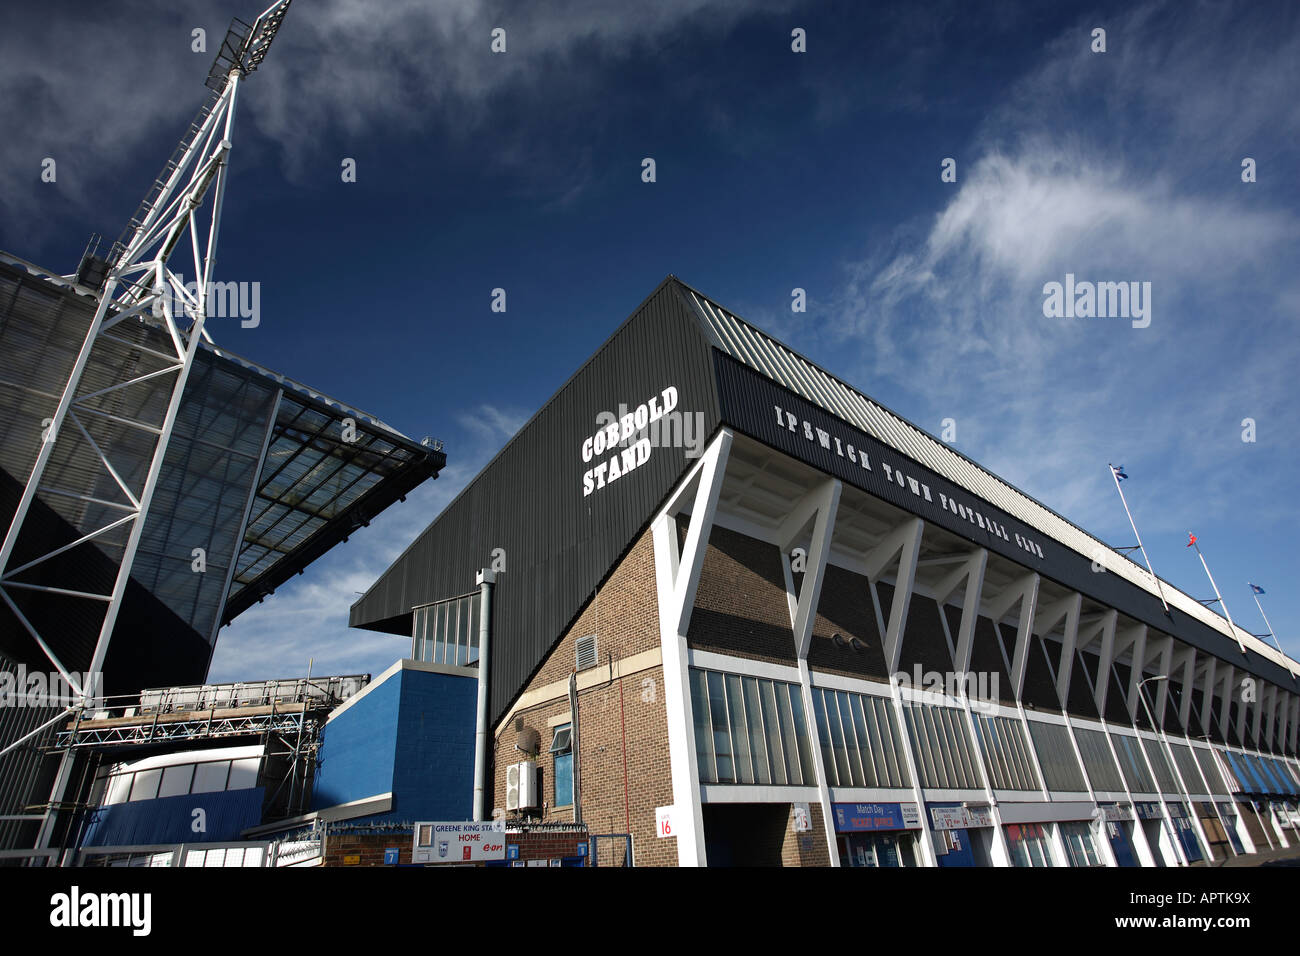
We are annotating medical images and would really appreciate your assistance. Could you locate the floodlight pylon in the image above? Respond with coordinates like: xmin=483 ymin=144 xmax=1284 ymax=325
xmin=0 ymin=3 xmax=292 ymax=853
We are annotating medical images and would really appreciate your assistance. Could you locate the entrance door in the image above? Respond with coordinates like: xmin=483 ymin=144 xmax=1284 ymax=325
xmin=1195 ymin=803 xmax=1229 ymax=861
xmin=1140 ymin=818 xmax=1169 ymax=867
xmin=1218 ymin=806 xmax=1245 ymax=854
xmin=1236 ymin=800 xmax=1271 ymax=851
xmin=1106 ymin=820 xmax=1138 ymax=867
xmin=1170 ymin=808 xmax=1203 ymax=863
xmin=933 ymin=828 xmax=977 ymax=867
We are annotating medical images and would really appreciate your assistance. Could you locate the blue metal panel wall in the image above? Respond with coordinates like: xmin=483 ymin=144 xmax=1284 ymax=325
xmin=312 ymin=672 xmax=402 ymax=809
xmin=312 ymin=667 xmax=477 ymax=823
xmin=79 ymin=788 xmax=264 ymax=847
xmin=392 ymin=669 xmax=477 ymax=821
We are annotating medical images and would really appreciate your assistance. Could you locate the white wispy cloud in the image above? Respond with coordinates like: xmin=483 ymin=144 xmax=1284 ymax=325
xmin=0 ymin=0 xmax=797 ymax=232
xmin=780 ymin=1 xmax=1300 ymax=565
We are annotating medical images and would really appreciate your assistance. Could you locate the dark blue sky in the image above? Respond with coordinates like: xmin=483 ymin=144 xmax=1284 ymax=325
xmin=3 ymin=0 xmax=1297 ymax=679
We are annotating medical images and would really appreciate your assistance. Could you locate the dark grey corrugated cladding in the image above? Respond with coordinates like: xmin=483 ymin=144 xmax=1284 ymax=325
xmin=350 ymin=277 xmax=722 ymax=722
xmin=713 ymin=354 xmax=1299 ymax=692
xmin=354 ymin=273 xmax=1299 ymax=727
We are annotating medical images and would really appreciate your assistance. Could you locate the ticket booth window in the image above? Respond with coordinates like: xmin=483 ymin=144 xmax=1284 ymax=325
xmin=840 ymin=831 xmax=920 ymax=867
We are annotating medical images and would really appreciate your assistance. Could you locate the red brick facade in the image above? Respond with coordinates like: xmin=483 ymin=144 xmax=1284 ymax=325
xmin=488 ymin=520 xmax=840 ymax=866
xmin=491 ymin=528 xmax=678 ymax=867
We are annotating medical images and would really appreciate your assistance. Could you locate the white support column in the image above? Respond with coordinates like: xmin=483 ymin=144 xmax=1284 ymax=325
xmin=1251 ymin=682 xmax=1267 ymax=748
xmin=1122 ymin=625 xmax=1149 ymax=724
xmin=776 ymin=477 xmax=841 ymax=866
xmin=985 ymin=572 xmax=1039 ymax=702
xmin=1176 ymin=648 xmax=1197 ymax=732
xmin=1200 ymin=656 xmax=1218 ymax=736
xmin=1278 ymin=693 xmax=1295 ymax=755
xmin=1217 ymin=665 xmax=1236 ymax=739
xmin=651 ymin=428 xmax=733 ymax=867
xmin=1098 ymin=719 xmax=1158 ymax=867
xmin=1182 ymin=734 xmax=1241 ymax=859
xmin=935 ymin=549 xmax=986 ymax=675
xmin=779 ymin=479 xmax=841 ymax=659
xmin=862 ymin=517 xmax=924 ymax=675
xmin=1152 ymin=637 xmax=1174 ymax=727
xmin=1256 ymin=684 xmax=1272 ymax=750
xmin=1236 ymin=673 xmax=1251 ymax=744
xmin=1271 ymin=691 xmax=1288 ymax=753
xmin=1093 ymin=611 xmax=1119 ymax=716
xmin=1032 ymin=593 xmax=1081 ymax=706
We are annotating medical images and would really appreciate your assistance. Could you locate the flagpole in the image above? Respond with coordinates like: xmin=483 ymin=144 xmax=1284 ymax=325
xmin=1250 ymin=586 xmax=1295 ymax=677
xmin=1188 ymin=535 xmax=1244 ymax=653
xmin=1108 ymin=464 xmax=1170 ymax=612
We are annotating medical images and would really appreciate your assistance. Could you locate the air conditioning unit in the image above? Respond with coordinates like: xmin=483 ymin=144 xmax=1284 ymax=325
xmin=506 ymin=760 xmax=538 ymax=811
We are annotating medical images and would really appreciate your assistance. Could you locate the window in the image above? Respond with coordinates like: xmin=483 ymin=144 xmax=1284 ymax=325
xmin=158 ymin=764 xmax=195 ymax=798
xmin=1141 ymin=737 xmax=1180 ymax=793
xmin=1112 ymin=733 xmax=1156 ymax=793
xmin=551 ymin=724 xmax=573 ymax=807
xmin=1074 ymin=727 xmax=1125 ymax=792
xmin=842 ymin=831 xmax=920 ymax=868
xmin=1027 ymin=720 xmax=1087 ymax=793
xmin=974 ymin=715 xmax=1041 ymax=791
xmin=1005 ymin=823 xmax=1053 ymax=867
xmin=1060 ymin=821 xmax=1103 ymax=867
xmin=129 ymin=769 xmax=161 ymax=802
xmin=226 ymin=757 xmax=261 ymax=790
xmin=811 ymin=687 xmax=910 ymax=789
xmin=902 ymin=702 xmax=982 ymax=790
xmin=411 ymin=594 xmax=481 ymax=666
xmin=688 ymin=668 xmax=817 ymax=786
xmin=192 ymin=760 xmax=231 ymax=794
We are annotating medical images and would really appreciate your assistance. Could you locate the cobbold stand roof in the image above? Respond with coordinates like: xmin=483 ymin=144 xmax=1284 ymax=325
xmin=352 ymin=276 xmax=1300 ymax=725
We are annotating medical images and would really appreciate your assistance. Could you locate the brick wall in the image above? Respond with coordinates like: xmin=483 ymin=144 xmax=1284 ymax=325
xmin=491 ymin=528 xmax=678 ymax=867
xmin=508 ymin=829 xmax=588 ymax=862
xmin=684 ymin=521 xmax=797 ymax=664
xmin=323 ymin=833 xmax=412 ymax=866
xmin=320 ymin=830 xmax=586 ymax=866
xmin=781 ymin=802 xmax=832 ymax=867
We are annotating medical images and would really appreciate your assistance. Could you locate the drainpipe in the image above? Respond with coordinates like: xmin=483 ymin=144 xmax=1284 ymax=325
xmin=472 ymin=569 xmax=495 ymax=821
xmin=569 ymin=671 xmax=582 ymax=825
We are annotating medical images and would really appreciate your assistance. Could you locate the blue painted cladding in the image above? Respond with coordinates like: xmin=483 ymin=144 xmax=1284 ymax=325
xmin=80 ymin=788 xmax=264 ymax=847
xmin=392 ymin=669 xmax=477 ymax=822
xmin=313 ymin=669 xmax=402 ymax=809
xmin=313 ymin=667 xmax=477 ymax=824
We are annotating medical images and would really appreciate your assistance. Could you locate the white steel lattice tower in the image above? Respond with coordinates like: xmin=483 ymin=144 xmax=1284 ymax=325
xmin=0 ymin=5 xmax=293 ymax=852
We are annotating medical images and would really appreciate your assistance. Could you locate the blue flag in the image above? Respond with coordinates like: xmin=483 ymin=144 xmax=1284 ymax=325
xmin=1250 ymin=583 xmax=1265 ymax=595
xmin=1111 ymin=464 xmax=1128 ymax=481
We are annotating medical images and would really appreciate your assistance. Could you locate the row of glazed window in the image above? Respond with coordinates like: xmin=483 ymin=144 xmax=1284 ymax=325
xmin=688 ymin=666 xmax=1297 ymax=798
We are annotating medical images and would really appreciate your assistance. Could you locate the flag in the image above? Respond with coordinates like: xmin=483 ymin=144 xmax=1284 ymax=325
xmin=1250 ymin=583 xmax=1265 ymax=595
xmin=1111 ymin=464 xmax=1128 ymax=481
xmin=1186 ymin=532 xmax=1197 ymax=548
